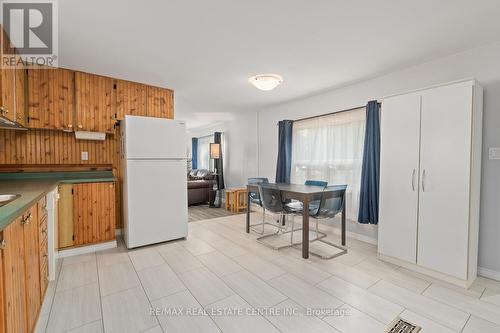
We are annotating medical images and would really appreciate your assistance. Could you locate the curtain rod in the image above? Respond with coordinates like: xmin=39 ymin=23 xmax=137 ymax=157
xmin=195 ymin=132 xmax=224 ymax=139
xmin=277 ymin=102 xmax=381 ymax=125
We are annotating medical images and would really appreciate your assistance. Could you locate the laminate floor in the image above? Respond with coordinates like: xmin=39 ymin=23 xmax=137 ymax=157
xmin=36 ymin=213 xmax=500 ymax=333
xmin=188 ymin=204 xmax=241 ymax=222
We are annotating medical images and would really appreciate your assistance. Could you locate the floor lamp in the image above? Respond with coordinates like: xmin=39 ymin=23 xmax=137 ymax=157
xmin=210 ymin=143 xmax=221 ymax=208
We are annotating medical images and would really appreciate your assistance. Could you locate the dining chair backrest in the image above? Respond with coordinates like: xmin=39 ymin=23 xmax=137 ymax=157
xmin=248 ymin=178 xmax=269 ymax=185
xmin=248 ymin=178 xmax=269 ymax=206
xmin=258 ymin=183 xmax=285 ymax=214
xmin=304 ymin=180 xmax=328 ymax=188
xmin=314 ymin=185 xmax=347 ymax=218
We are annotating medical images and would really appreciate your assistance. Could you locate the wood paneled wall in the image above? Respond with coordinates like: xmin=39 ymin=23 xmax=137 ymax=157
xmin=0 ymin=130 xmax=117 ymax=165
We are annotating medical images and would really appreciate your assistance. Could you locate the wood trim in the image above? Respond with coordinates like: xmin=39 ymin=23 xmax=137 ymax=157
xmin=0 ymin=164 xmax=113 ymax=173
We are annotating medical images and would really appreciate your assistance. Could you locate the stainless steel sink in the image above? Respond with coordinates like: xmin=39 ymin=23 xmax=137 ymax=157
xmin=0 ymin=194 xmax=21 ymax=207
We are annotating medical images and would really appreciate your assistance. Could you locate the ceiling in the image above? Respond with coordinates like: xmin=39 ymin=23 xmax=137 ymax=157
xmin=58 ymin=0 xmax=500 ymax=129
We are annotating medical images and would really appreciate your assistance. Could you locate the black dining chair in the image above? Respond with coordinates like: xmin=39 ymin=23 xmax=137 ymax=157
xmin=255 ymin=183 xmax=295 ymax=250
xmin=247 ymin=177 xmax=277 ymax=234
xmin=289 ymin=185 xmax=348 ymax=259
xmin=285 ymin=179 xmax=328 ymax=213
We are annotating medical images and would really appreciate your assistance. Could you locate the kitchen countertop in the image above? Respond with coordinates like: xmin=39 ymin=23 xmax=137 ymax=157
xmin=0 ymin=172 xmax=116 ymax=231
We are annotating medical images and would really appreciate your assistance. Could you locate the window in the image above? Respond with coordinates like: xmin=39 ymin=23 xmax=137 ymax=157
xmin=197 ymin=135 xmax=214 ymax=170
xmin=291 ymin=108 xmax=366 ymax=220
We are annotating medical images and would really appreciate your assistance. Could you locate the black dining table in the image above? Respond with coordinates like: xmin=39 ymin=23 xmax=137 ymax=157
xmin=246 ymin=183 xmax=347 ymax=259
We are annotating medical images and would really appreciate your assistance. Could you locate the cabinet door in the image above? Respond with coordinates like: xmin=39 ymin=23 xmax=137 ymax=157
xmin=0 ymin=63 xmax=16 ymax=122
xmin=38 ymin=197 xmax=49 ymax=301
xmin=58 ymin=184 xmax=74 ymax=248
xmin=23 ymin=207 xmax=40 ymax=333
xmin=418 ymin=82 xmax=473 ymax=279
xmin=115 ymin=79 xmax=147 ymax=119
xmin=73 ymin=182 xmax=116 ymax=246
xmin=147 ymin=86 xmax=173 ymax=119
xmin=2 ymin=217 xmax=27 ymax=333
xmin=378 ymin=92 xmax=421 ymax=263
xmin=0 ymin=231 xmax=5 ymax=333
xmin=13 ymin=62 xmax=27 ymax=125
xmin=75 ymin=72 xmax=115 ymax=133
xmin=0 ymin=27 xmax=16 ymax=121
xmin=27 ymin=67 xmax=75 ymax=131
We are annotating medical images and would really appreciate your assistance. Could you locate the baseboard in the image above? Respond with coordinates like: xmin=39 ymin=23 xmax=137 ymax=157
xmin=478 ymin=267 xmax=500 ymax=282
xmin=379 ymin=253 xmax=473 ymax=288
xmin=57 ymin=240 xmax=117 ymax=258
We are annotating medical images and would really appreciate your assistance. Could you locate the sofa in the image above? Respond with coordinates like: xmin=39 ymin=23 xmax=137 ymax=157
xmin=188 ymin=169 xmax=217 ymax=205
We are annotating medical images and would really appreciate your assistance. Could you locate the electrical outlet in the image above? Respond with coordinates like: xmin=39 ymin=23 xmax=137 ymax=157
xmin=489 ymin=148 xmax=500 ymax=160
xmin=81 ymin=151 xmax=89 ymax=161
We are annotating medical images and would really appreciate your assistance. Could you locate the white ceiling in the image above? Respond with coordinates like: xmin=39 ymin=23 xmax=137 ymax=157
xmin=58 ymin=0 xmax=500 ymax=129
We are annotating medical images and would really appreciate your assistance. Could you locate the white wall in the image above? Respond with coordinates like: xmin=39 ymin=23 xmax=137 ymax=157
xmin=187 ymin=111 xmax=258 ymax=188
xmin=257 ymin=42 xmax=500 ymax=274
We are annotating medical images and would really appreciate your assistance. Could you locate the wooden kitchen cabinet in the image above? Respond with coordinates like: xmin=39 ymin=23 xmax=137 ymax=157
xmin=75 ymin=72 xmax=115 ymax=133
xmin=2 ymin=216 xmax=28 ymax=333
xmin=74 ymin=182 xmax=116 ymax=245
xmin=147 ymin=86 xmax=173 ymax=119
xmin=23 ymin=206 xmax=41 ymax=333
xmin=0 ymin=63 xmax=16 ymax=122
xmin=0 ymin=25 xmax=27 ymax=126
xmin=0 ymin=26 xmax=16 ymax=123
xmin=38 ymin=197 xmax=49 ymax=301
xmin=13 ymin=61 xmax=27 ymax=126
xmin=58 ymin=182 xmax=116 ymax=249
xmin=0 ymin=231 xmax=7 ymax=333
xmin=115 ymin=79 xmax=147 ymax=119
xmin=27 ymin=66 xmax=75 ymax=131
xmin=58 ymin=184 xmax=74 ymax=248
xmin=0 ymin=198 xmax=48 ymax=333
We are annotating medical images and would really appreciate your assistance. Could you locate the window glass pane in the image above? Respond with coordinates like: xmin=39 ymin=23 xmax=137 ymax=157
xmin=197 ymin=136 xmax=212 ymax=170
xmin=291 ymin=108 xmax=366 ymax=220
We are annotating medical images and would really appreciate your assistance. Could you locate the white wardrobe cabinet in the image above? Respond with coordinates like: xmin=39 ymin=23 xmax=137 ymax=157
xmin=378 ymin=79 xmax=483 ymax=287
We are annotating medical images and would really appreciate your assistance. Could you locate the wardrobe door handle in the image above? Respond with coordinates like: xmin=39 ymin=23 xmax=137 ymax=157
xmin=422 ymin=169 xmax=426 ymax=192
xmin=411 ymin=169 xmax=416 ymax=191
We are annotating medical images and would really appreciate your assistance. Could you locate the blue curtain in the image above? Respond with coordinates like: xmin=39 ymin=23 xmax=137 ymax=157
xmin=191 ymin=137 xmax=198 ymax=170
xmin=358 ymin=101 xmax=380 ymax=224
xmin=275 ymin=120 xmax=293 ymax=183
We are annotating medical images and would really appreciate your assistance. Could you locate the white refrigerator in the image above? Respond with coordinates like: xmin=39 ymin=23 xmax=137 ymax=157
xmin=121 ymin=115 xmax=188 ymax=249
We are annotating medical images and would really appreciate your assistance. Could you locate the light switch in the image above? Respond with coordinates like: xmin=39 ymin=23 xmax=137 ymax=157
xmin=489 ymin=148 xmax=500 ymax=160
xmin=81 ymin=151 xmax=89 ymax=161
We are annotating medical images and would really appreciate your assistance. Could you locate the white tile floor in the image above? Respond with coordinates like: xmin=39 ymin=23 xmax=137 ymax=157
xmin=36 ymin=213 xmax=500 ymax=333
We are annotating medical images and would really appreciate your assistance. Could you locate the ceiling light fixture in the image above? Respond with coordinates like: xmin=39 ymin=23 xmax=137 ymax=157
xmin=248 ymin=74 xmax=283 ymax=91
